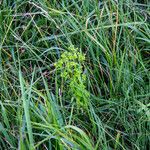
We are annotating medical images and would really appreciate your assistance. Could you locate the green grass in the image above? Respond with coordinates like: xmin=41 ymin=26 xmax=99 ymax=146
xmin=0 ymin=0 xmax=150 ymax=149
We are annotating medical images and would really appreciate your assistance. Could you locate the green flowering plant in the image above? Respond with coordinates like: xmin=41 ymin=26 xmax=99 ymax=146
xmin=55 ymin=45 xmax=89 ymax=107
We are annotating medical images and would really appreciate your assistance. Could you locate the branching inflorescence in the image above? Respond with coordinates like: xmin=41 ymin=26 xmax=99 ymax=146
xmin=55 ymin=45 xmax=90 ymax=107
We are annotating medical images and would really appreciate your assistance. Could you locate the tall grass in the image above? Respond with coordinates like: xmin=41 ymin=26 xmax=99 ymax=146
xmin=0 ymin=0 xmax=149 ymax=149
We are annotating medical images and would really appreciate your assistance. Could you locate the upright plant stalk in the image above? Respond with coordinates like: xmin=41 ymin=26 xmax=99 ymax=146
xmin=55 ymin=45 xmax=90 ymax=107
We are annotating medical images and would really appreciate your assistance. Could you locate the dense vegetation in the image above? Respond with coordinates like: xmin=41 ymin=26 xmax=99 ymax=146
xmin=0 ymin=0 xmax=149 ymax=149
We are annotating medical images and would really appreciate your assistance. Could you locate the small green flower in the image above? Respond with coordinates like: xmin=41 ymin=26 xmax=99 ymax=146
xmin=55 ymin=45 xmax=90 ymax=108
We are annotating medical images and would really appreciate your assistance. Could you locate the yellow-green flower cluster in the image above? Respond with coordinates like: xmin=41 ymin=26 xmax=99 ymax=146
xmin=55 ymin=45 xmax=89 ymax=107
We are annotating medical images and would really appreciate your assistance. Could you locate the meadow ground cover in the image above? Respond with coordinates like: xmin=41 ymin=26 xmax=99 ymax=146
xmin=0 ymin=0 xmax=150 ymax=149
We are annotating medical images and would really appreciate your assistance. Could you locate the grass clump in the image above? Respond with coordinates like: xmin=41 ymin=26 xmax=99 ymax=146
xmin=0 ymin=0 xmax=150 ymax=150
